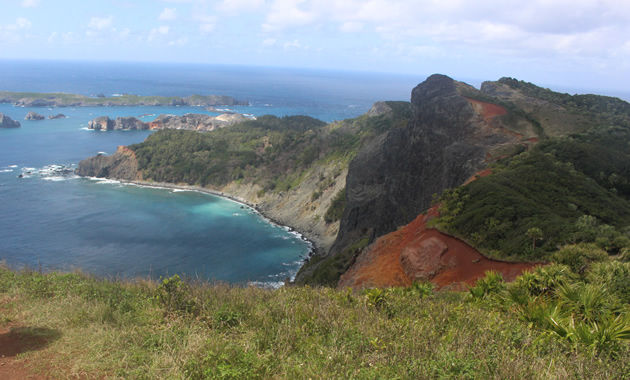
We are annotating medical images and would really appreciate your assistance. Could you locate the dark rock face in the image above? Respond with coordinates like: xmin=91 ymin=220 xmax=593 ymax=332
xmin=296 ymin=74 xmax=518 ymax=284
xmin=0 ymin=113 xmax=20 ymax=128
xmin=87 ymin=116 xmax=148 ymax=131
xmin=25 ymin=111 xmax=45 ymax=120
xmin=48 ymin=114 xmax=66 ymax=119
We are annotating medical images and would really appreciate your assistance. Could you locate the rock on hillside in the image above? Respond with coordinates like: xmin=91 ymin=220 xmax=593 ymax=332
xmin=296 ymin=74 xmax=528 ymax=285
xmin=0 ymin=113 xmax=20 ymax=128
xmin=76 ymin=146 xmax=139 ymax=180
xmin=25 ymin=111 xmax=45 ymax=120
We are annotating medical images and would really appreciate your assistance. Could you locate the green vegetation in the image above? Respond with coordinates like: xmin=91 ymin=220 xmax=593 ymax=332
xmin=2 ymin=265 xmax=628 ymax=379
xmin=470 ymin=258 xmax=630 ymax=358
xmin=498 ymin=77 xmax=630 ymax=128
xmin=435 ymin=127 xmax=630 ymax=261
xmin=324 ymin=187 xmax=346 ymax=223
xmin=130 ymin=102 xmax=412 ymax=194
xmin=301 ymin=237 xmax=370 ymax=286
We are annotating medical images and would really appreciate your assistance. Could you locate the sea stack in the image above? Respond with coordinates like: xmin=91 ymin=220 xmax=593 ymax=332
xmin=0 ymin=113 xmax=21 ymax=128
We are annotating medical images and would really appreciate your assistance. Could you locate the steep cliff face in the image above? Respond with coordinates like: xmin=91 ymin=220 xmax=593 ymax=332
xmin=296 ymin=74 xmax=523 ymax=285
xmin=76 ymin=146 xmax=140 ymax=180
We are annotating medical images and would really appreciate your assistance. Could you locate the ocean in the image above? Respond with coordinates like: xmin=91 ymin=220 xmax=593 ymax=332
xmin=0 ymin=60 xmax=421 ymax=285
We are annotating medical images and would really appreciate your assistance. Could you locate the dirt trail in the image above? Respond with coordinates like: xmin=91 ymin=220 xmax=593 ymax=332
xmin=0 ymin=324 xmax=58 ymax=379
xmin=338 ymin=206 xmax=539 ymax=290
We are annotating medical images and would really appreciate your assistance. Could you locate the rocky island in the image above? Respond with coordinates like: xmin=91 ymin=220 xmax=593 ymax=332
xmin=0 ymin=113 xmax=20 ymax=128
xmin=0 ymin=91 xmax=247 ymax=107
xmin=87 ymin=112 xmax=250 ymax=131
xmin=25 ymin=111 xmax=45 ymax=120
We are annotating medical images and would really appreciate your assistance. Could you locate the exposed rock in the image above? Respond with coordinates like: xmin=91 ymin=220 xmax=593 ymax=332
xmin=87 ymin=116 xmax=148 ymax=131
xmin=76 ymin=146 xmax=139 ymax=180
xmin=0 ymin=113 xmax=20 ymax=128
xmin=25 ymin=111 xmax=45 ymax=120
xmin=400 ymin=237 xmax=448 ymax=281
xmin=366 ymin=101 xmax=392 ymax=117
xmin=148 ymin=113 xmax=246 ymax=131
xmin=338 ymin=206 xmax=539 ymax=290
xmin=48 ymin=114 xmax=66 ymax=119
xmin=297 ymin=74 xmax=523 ymax=284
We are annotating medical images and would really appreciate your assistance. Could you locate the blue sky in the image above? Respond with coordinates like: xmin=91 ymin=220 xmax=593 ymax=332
xmin=1 ymin=0 xmax=629 ymax=95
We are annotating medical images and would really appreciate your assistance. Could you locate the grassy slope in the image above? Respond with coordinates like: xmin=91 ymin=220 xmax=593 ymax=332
xmin=434 ymin=127 xmax=630 ymax=261
xmin=1 ymin=266 xmax=627 ymax=379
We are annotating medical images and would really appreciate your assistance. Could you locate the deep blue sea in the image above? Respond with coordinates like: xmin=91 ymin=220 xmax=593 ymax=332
xmin=0 ymin=60 xmax=421 ymax=285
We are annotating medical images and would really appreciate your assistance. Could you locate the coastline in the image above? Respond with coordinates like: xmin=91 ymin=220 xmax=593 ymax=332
xmin=110 ymin=178 xmax=318 ymax=263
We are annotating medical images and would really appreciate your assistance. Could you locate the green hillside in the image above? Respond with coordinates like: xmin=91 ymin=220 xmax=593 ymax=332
xmin=1 ymin=265 xmax=628 ymax=379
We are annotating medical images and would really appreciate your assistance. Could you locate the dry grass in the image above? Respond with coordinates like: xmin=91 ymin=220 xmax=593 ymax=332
xmin=0 ymin=267 xmax=628 ymax=379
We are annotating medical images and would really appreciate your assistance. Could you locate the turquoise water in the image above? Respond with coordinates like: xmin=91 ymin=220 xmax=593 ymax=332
xmin=0 ymin=61 xmax=421 ymax=284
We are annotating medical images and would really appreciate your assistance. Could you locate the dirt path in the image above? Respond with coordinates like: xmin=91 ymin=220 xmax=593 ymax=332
xmin=0 ymin=324 xmax=59 ymax=379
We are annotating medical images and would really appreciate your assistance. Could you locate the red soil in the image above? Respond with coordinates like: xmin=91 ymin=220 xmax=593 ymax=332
xmin=465 ymin=98 xmax=508 ymax=122
xmin=463 ymin=168 xmax=493 ymax=186
xmin=0 ymin=325 xmax=48 ymax=380
xmin=338 ymin=206 xmax=539 ymax=290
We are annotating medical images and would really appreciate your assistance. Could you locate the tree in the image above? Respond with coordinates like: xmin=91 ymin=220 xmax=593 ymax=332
xmin=527 ymin=227 xmax=543 ymax=250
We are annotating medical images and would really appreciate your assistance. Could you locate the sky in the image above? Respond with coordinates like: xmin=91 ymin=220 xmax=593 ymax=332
xmin=1 ymin=0 xmax=629 ymax=95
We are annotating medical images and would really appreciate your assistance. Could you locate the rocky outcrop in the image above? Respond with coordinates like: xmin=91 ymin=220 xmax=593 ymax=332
xmin=87 ymin=116 xmax=148 ymax=131
xmin=87 ymin=113 xmax=249 ymax=132
xmin=76 ymin=146 xmax=139 ymax=180
xmin=25 ymin=111 xmax=45 ymax=120
xmin=148 ymin=113 xmax=248 ymax=131
xmin=338 ymin=206 xmax=539 ymax=290
xmin=366 ymin=101 xmax=392 ymax=117
xmin=0 ymin=113 xmax=20 ymax=128
xmin=48 ymin=114 xmax=66 ymax=119
xmin=296 ymin=74 xmax=524 ymax=284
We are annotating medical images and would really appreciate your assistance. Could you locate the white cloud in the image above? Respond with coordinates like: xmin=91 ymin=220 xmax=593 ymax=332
xmin=168 ymin=37 xmax=188 ymax=46
xmin=88 ymin=16 xmax=113 ymax=31
xmin=339 ymin=21 xmax=363 ymax=33
xmin=148 ymin=25 xmax=170 ymax=41
xmin=159 ymin=8 xmax=177 ymax=21
xmin=5 ymin=17 xmax=32 ymax=31
xmin=262 ymin=38 xmax=277 ymax=47
xmin=283 ymin=39 xmax=302 ymax=49
xmin=262 ymin=0 xmax=316 ymax=31
xmin=21 ymin=0 xmax=39 ymax=8
xmin=194 ymin=14 xmax=216 ymax=34
xmin=217 ymin=0 xmax=264 ymax=13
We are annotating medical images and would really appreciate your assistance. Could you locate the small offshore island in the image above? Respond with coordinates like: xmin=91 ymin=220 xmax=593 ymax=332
xmin=0 ymin=90 xmax=246 ymax=107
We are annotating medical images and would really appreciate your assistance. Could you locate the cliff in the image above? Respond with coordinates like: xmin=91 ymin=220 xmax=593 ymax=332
xmin=76 ymin=146 xmax=140 ymax=180
xmin=0 ymin=113 xmax=20 ymax=128
xmin=295 ymin=74 xmax=527 ymax=285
